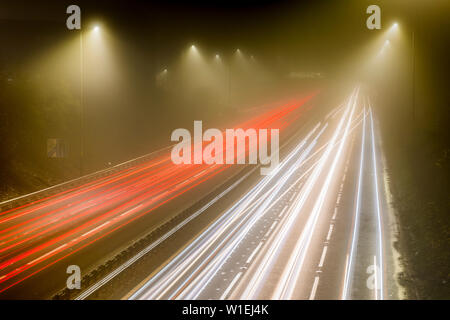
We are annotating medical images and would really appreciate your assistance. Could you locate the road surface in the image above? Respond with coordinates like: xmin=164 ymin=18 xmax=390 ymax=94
xmin=0 ymin=92 xmax=319 ymax=299
xmin=129 ymin=88 xmax=400 ymax=300
xmin=0 ymin=88 xmax=400 ymax=300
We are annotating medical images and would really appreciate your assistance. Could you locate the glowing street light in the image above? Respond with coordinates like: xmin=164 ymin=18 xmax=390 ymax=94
xmin=79 ymin=22 xmax=103 ymax=175
xmin=214 ymin=54 xmax=223 ymax=64
xmin=387 ymin=22 xmax=399 ymax=36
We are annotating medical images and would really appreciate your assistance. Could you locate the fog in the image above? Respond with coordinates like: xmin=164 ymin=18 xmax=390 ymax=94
xmin=0 ymin=0 xmax=448 ymax=191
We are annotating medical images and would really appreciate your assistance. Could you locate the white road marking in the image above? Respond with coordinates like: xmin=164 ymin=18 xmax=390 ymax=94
xmin=264 ymin=221 xmax=278 ymax=238
xmin=27 ymin=243 xmax=68 ymax=266
xmin=332 ymin=207 xmax=338 ymax=220
xmin=246 ymin=242 xmax=263 ymax=264
xmin=278 ymin=205 xmax=288 ymax=218
xmin=220 ymin=272 xmax=242 ymax=300
xmin=289 ymin=192 xmax=297 ymax=202
xmin=326 ymin=225 xmax=334 ymax=241
xmin=318 ymin=246 xmax=328 ymax=268
xmin=309 ymin=276 xmax=320 ymax=300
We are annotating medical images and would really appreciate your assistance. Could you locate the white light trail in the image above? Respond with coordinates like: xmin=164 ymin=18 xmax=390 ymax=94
xmin=369 ymin=105 xmax=384 ymax=300
xmin=179 ymin=125 xmax=325 ymax=299
xmin=342 ymin=105 xmax=366 ymax=300
xmin=130 ymin=122 xmax=325 ymax=300
xmin=272 ymin=88 xmax=359 ymax=299
xmin=240 ymin=88 xmax=359 ymax=299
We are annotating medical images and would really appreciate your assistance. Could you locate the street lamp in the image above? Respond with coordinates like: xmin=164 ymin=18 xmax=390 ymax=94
xmin=410 ymin=26 xmax=416 ymax=123
xmin=380 ymin=22 xmax=415 ymax=123
xmin=386 ymin=22 xmax=415 ymax=122
xmin=79 ymin=29 xmax=84 ymax=176
xmin=79 ymin=24 xmax=102 ymax=176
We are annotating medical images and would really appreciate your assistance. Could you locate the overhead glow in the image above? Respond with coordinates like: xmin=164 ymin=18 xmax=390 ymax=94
xmin=387 ymin=22 xmax=399 ymax=36
xmin=376 ymin=40 xmax=390 ymax=57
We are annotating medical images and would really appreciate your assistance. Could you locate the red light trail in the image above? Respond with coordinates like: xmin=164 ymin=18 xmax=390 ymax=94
xmin=0 ymin=91 xmax=318 ymax=294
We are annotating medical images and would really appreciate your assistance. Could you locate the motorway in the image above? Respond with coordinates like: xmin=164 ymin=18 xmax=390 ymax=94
xmin=0 ymin=87 xmax=400 ymax=300
xmin=129 ymin=88 xmax=400 ymax=300
xmin=0 ymin=92 xmax=318 ymax=299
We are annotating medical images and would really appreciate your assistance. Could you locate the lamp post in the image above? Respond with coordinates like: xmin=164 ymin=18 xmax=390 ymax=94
xmin=79 ymin=25 xmax=101 ymax=176
xmin=411 ymin=29 xmax=415 ymax=123
xmin=391 ymin=22 xmax=415 ymax=123
xmin=79 ymin=29 xmax=84 ymax=176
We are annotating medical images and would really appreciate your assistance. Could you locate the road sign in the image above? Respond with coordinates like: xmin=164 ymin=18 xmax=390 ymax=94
xmin=47 ymin=138 xmax=66 ymax=158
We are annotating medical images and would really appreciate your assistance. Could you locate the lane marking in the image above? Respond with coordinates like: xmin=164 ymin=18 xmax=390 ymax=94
xmin=264 ymin=221 xmax=278 ymax=238
xmin=318 ymin=246 xmax=328 ymax=268
xmin=309 ymin=276 xmax=320 ymax=300
xmin=220 ymin=271 xmax=242 ymax=300
xmin=289 ymin=192 xmax=297 ymax=202
xmin=246 ymin=242 xmax=263 ymax=264
xmin=326 ymin=225 xmax=334 ymax=241
xmin=278 ymin=205 xmax=288 ymax=218
xmin=27 ymin=243 xmax=68 ymax=266
xmin=332 ymin=207 xmax=338 ymax=220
